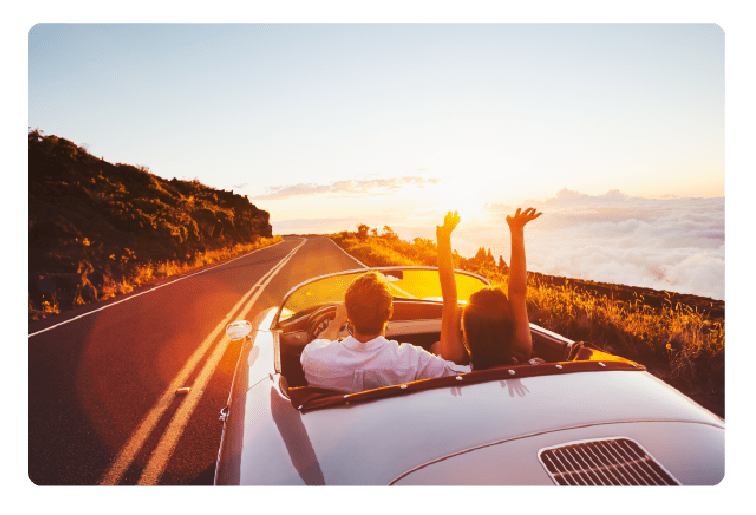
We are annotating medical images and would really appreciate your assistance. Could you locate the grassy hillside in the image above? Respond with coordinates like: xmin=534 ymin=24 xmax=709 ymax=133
xmin=28 ymin=129 xmax=278 ymax=318
xmin=328 ymin=227 xmax=725 ymax=418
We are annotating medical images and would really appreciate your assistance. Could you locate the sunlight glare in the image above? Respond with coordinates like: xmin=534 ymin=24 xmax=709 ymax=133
xmin=434 ymin=180 xmax=487 ymax=222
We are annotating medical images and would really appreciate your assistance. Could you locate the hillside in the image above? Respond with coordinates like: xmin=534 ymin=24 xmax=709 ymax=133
xmin=28 ymin=129 xmax=273 ymax=316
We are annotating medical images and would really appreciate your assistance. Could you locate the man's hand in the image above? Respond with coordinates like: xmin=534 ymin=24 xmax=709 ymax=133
xmin=320 ymin=302 xmax=349 ymax=341
xmin=332 ymin=302 xmax=348 ymax=325
xmin=506 ymin=207 xmax=541 ymax=230
xmin=436 ymin=211 xmax=460 ymax=239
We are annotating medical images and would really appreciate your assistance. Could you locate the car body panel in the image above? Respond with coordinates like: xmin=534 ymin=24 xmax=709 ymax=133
xmin=214 ymin=267 xmax=724 ymax=485
xmin=215 ymin=309 xmax=724 ymax=485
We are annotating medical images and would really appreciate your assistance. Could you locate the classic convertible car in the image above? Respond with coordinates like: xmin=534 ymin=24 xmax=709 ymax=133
xmin=214 ymin=267 xmax=724 ymax=485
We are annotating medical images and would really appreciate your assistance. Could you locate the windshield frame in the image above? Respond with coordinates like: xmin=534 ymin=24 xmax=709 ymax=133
xmin=271 ymin=266 xmax=490 ymax=329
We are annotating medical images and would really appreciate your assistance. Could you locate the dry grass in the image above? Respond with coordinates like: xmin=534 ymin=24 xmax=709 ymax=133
xmin=29 ymin=236 xmax=283 ymax=320
xmin=29 ymin=293 xmax=62 ymax=318
xmin=524 ymin=281 xmax=724 ymax=389
xmin=120 ymin=237 xmax=283 ymax=291
xmin=329 ymin=236 xmax=423 ymax=267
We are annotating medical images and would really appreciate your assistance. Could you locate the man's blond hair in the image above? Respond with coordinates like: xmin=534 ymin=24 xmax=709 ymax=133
xmin=345 ymin=272 xmax=393 ymax=335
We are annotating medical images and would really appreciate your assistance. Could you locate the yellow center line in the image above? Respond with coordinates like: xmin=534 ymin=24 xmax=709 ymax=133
xmin=99 ymin=240 xmax=303 ymax=485
xmin=137 ymin=239 xmax=304 ymax=485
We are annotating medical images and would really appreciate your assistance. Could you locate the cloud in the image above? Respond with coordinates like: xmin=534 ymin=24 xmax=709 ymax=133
xmin=446 ymin=191 xmax=724 ymax=299
xmin=272 ymin=217 xmax=366 ymax=235
xmin=545 ymin=188 xmax=635 ymax=205
xmin=271 ymin=189 xmax=725 ymax=300
xmin=251 ymin=176 xmax=441 ymax=200
xmin=476 ymin=192 xmax=724 ymax=299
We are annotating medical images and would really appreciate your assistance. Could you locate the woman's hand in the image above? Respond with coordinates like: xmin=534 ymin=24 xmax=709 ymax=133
xmin=506 ymin=207 xmax=541 ymax=230
xmin=436 ymin=211 xmax=460 ymax=239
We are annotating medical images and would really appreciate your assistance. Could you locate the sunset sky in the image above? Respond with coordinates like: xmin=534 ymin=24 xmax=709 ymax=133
xmin=24 ymin=15 xmax=736 ymax=300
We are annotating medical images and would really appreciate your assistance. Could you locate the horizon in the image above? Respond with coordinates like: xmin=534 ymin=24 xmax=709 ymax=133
xmin=27 ymin=23 xmax=725 ymax=300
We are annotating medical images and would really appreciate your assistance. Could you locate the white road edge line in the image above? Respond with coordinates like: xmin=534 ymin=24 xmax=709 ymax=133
xmin=325 ymin=237 xmax=367 ymax=268
xmin=99 ymin=240 xmax=303 ymax=485
xmin=136 ymin=239 xmax=305 ymax=485
xmin=28 ymin=241 xmax=285 ymax=339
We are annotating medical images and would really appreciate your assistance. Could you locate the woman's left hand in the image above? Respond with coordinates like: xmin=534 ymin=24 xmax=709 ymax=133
xmin=506 ymin=207 xmax=541 ymax=230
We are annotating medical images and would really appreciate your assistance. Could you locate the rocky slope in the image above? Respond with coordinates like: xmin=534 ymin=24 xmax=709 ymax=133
xmin=28 ymin=130 xmax=272 ymax=313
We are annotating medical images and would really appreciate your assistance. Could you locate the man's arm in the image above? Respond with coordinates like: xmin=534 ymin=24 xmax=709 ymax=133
xmin=506 ymin=208 xmax=541 ymax=362
xmin=436 ymin=211 xmax=466 ymax=364
xmin=319 ymin=302 xmax=348 ymax=341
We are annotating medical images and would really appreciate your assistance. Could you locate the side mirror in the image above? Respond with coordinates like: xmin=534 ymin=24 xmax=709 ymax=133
xmin=226 ymin=320 xmax=253 ymax=340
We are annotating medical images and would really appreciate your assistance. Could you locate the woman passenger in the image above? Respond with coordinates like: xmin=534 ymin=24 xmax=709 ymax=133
xmin=436 ymin=208 xmax=541 ymax=370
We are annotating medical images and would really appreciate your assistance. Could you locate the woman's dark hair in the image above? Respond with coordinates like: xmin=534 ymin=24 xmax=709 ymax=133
xmin=463 ymin=287 xmax=515 ymax=370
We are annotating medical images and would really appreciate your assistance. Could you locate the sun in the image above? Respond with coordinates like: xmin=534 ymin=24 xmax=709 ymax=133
xmin=434 ymin=180 xmax=488 ymax=222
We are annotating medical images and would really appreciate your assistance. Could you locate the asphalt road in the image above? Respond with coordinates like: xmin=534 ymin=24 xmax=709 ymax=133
xmin=28 ymin=236 xmax=364 ymax=485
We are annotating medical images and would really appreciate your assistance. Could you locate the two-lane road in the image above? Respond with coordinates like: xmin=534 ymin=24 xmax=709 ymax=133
xmin=28 ymin=236 xmax=364 ymax=485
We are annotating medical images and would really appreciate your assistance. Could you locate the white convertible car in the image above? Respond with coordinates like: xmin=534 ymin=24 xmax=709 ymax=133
xmin=214 ymin=267 xmax=724 ymax=485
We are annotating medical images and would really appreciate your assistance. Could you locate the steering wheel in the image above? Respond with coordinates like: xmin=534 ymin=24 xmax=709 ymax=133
xmin=307 ymin=305 xmax=353 ymax=342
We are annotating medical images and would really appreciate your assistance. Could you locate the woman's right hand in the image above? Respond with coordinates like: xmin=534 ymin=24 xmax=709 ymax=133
xmin=436 ymin=211 xmax=460 ymax=239
xmin=436 ymin=211 xmax=465 ymax=363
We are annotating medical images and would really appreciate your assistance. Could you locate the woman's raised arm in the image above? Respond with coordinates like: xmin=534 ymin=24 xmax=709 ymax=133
xmin=506 ymin=207 xmax=541 ymax=362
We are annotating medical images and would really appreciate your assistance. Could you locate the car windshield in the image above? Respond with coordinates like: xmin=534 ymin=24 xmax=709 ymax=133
xmin=276 ymin=267 xmax=490 ymax=323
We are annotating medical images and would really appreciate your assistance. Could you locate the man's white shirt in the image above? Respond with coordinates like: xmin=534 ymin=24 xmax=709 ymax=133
xmin=300 ymin=336 xmax=468 ymax=393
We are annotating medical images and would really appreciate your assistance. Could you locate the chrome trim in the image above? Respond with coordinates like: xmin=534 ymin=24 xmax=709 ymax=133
xmin=529 ymin=323 xmax=575 ymax=344
xmin=273 ymin=329 xmax=281 ymax=374
xmin=537 ymin=437 xmax=681 ymax=485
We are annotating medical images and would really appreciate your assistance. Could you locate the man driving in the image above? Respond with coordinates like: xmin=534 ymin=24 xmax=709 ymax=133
xmin=300 ymin=272 xmax=465 ymax=393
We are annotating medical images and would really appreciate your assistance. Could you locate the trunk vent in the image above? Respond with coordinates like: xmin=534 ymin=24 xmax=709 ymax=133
xmin=538 ymin=437 xmax=680 ymax=485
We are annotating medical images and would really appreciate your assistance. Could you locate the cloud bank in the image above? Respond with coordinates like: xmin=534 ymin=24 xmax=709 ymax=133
xmin=474 ymin=190 xmax=724 ymax=300
xmin=270 ymin=189 xmax=724 ymax=300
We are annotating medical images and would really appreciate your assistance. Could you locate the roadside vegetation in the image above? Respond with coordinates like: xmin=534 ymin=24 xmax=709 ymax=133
xmin=29 ymin=237 xmax=282 ymax=320
xmin=328 ymin=225 xmax=725 ymax=418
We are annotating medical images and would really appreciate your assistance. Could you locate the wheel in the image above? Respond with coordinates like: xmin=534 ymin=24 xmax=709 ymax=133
xmin=307 ymin=305 xmax=353 ymax=342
